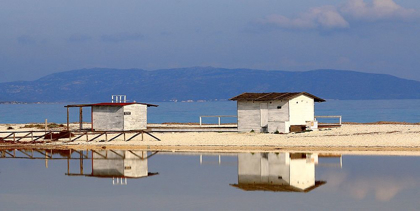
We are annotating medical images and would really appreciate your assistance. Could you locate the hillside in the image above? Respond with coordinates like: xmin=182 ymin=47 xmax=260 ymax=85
xmin=1 ymin=67 xmax=420 ymax=102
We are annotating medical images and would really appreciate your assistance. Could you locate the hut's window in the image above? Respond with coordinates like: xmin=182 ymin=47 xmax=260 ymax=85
xmin=124 ymin=112 xmax=131 ymax=115
xmin=124 ymin=166 xmax=131 ymax=170
xmin=277 ymin=106 xmax=282 ymax=109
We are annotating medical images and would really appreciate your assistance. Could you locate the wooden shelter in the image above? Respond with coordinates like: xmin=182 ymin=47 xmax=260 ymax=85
xmin=65 ymin=101 xmax=158 ymax=131
xmin=230 ymin=92 xmax=325 ymax=133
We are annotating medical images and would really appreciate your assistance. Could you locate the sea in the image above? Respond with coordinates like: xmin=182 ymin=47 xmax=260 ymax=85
xmin=1 ymin=99 xmax=420 ymax=124
xmin=1 ymin=99 xmax=420 ymax=210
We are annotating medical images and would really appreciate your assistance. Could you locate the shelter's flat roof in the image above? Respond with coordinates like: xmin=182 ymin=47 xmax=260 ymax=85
xmin=229 ymin=92 xmax=325 ymax=102
xmin=65 ymin=102 xmax=158 ymax=107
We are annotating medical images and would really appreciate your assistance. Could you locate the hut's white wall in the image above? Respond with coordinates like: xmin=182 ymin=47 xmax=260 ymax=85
xmin=237 ymin=101 xmax=263 ymax=132
xmin=92 ymin=106 xmax=124 ymax=131
xmin=92 ymin=150 xmax=148 ymax=178
xmin=289 ymin=156 xmax=315 ymax=190
xmin=237 ymin=153 xmax=290 ymax=185
xmin=123 ymin=104 xmax=147 ymax=130
xmin=92 ymin=150 xmax=124 ymax=176
xmin=237 ymin=100 xmax=289 ymax=133
xmin=123 ymin=151 xmax=148 ymax=177
xmin=267 ymin=100 xmax=289 ymax=133
xmin=288 ymin=95 xmax=315 ymax=126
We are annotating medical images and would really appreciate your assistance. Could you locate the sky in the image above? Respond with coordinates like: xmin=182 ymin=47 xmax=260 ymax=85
xmin=1 ymin=0 xmax=420 ymax=83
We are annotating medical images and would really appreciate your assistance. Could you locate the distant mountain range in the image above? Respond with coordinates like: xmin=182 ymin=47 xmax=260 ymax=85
xmin=1 ymin=67 xmax=420 ymax=103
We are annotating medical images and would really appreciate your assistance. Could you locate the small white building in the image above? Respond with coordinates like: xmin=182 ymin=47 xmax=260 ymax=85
xmin=91 ymin=102 xmax=157 ymax=131
xmin=230 ymin=92 xmax=325 ymax=133
xmin=65 ymin=100 xmax=158 ymax=131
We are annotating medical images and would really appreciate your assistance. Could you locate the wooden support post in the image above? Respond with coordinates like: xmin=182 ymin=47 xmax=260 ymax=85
xmin=142 ymin=131 xmax=144 ymax=141
xmin=124 ymin=133 xmax=126 ymax=142
xmin=79 ymin=107 xmax=83 ymax=130
xmin=31 ymin=132 xmax=33 ymax=142
xmin=105 ymin=132 xmax=107 ymax=142
xmin=80 ymin=153 xmax=83 ymax=174
xmin=91 ymin=108 xmax=93 ymax=132
xmin=67 ymin=107 xmax=70 ymax=131
xmin=13 ymin=133 xmax=15 ymax=142
xmin=45 ymin=119 xmax=48 ymax=131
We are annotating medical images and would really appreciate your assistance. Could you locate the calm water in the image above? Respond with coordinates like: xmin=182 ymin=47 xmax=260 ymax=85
xmin=0 ymin=99 xmax=420 ymax=124
xmin=1 ymin=149 xmax=420 ymax=210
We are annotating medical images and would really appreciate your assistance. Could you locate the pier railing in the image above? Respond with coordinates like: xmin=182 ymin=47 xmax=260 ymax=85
xmin=199 ymin=115 xmax=237 ymax=126
xmin=315 ymin=116 xmax=342 ymax=125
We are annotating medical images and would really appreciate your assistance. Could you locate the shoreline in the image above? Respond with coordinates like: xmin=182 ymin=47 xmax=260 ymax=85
xmin=1 ymin=123 xmax=420 ymax=154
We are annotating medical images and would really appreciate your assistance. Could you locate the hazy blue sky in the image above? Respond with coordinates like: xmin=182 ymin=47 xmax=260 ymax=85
xmin=1 ymin=0 xmax=420 ymax=82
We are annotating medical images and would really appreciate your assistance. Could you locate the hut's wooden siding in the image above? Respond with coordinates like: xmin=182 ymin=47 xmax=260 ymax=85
xmin=123 ymin=104 xmax=147 ymax=130
xmin=237 ymin=101 xmax=263 ymax=132
xmin=237 ymin=100 xmax=290 ymax=133
xmin=288 ymin=95 xmax=315 ymax=125
xmin=267 ymin=100 xmax=289 ymax=133
xmin=92 ymin=106 xmax=124 ymax=131
xmin=92 ymin=104 xmax=147 ymax=131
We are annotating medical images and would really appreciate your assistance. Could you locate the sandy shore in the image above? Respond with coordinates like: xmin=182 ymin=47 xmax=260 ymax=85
xmin=1 ymin=123 xmax=420 ymax=153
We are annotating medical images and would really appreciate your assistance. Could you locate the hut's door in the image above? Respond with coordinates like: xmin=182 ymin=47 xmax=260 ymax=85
xmin=260 ymin=103 xmax=268 ymax=127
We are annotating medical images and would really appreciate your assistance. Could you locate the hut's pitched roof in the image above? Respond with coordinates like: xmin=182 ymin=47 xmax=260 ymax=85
xmin=229 ymin=92 xmax=325 ymax=102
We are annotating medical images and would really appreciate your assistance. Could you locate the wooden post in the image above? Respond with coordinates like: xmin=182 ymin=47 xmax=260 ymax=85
xmin=141 ymin=131 xmax=144 ymax=141
xmin=67 ymin=107 xmax=70 ymax=131
xmin=91 ymin=107 xmax=94 ymax=132
xmin=45 ymin=119 xmax=48 ymax=131
xmin=79 ymin=107 xmax=83 ymax=130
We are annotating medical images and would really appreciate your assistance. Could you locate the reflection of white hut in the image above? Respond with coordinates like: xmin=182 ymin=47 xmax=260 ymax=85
xmin=91 ymin=150 xmax=157 ymax=178
xmin=231 ymin=152 xmax=325 ymax=192
xmin=230 ymin=92 xmax=325 ymax=133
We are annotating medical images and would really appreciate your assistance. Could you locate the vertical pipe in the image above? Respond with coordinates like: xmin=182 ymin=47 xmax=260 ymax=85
xmin=218 ymin=117 xmax=221 ymax=126
xmin=199 ymin=117 xmax=202 ymax=126
xmin=219 ymin=155 xmax=221 ymax=165
xmin=200 ymin=155 xmax=202 ymax=164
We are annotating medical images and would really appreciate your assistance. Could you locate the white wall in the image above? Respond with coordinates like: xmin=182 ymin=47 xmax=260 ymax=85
xmin=92 ymin=106 xmax=124 ymax=131
xmin=237 ymin=101 xmax=262 ymax=132
xmin=288 ymin=95 xmax=315 ymax=125
xmin=289 ymin=156 xmax=315 ymax=190
xmin=123 ymin=104 xmax=147 ymax=130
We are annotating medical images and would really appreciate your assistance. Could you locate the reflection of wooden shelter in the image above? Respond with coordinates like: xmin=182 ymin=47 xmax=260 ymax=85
xmin=90 ymin=150 xmax=158 ymax=179
xmin=64 ymin=150 xmax=159 ymax=184
xmin=230 ymin=152 xmax=325 ymax=192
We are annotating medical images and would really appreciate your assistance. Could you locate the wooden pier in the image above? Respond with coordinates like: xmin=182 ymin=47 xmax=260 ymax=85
xmin=0 ymin=130 xmax=161 ymax=144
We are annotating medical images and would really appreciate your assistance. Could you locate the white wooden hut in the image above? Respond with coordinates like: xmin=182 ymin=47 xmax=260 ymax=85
xmin=65 ymin=100 xmax=158 ymax=131
xmin=230 ymin=92 xmax=325 ymax=133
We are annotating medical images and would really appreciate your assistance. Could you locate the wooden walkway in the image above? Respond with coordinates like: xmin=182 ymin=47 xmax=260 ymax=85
xmin=0 ymin=130 xmax=161 ymax=144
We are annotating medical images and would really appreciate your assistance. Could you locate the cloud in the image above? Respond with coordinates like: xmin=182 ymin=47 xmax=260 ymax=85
xmin=100 ymin=33 xmax=144 ymax=43
xmin=341 ymin=0 xmax=418 ymax=21
xmin=260 ymin=0 xmax=418 ymax=30
xmin=263 ymin=6 xmax=349 ymax=29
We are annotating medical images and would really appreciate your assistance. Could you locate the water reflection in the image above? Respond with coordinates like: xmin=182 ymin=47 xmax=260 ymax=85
xmin=0 ymin=149 xmax=159 ymax=185
xmin=230 ymin=152 xmax=326 ymax=192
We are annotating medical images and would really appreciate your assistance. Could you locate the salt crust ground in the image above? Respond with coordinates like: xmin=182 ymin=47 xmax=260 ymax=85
xmin=1 ymin=123 xmax=420 ymax=149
